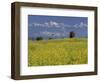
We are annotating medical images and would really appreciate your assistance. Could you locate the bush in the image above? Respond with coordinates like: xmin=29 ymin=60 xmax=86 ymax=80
xmin=36 ymin=37 xmax=43 ymax=40
xmin=49 ymin=37 xmax=52 ymax=40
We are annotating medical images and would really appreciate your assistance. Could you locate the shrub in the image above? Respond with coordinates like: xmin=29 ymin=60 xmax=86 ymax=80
xmin=36 ymin=37 xmax=43 ymax=40
xmin=49 ymin=37 xmax=52 ymax=40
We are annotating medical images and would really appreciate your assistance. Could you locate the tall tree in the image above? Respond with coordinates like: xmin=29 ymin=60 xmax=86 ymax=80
xmin=69 ymin=31 xmax=75 ymax=38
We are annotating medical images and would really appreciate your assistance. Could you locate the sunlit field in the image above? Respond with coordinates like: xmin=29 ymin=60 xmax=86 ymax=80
xmin=28 ymin=38 xmax=88 ymax=66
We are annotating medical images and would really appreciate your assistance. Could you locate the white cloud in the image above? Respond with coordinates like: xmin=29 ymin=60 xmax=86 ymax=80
xmin=29 ymin=21 xmax=87 ymax=29
xmin=42 ymin=31 xmax=53 ymax=36
xmin=44 ymin=22 xmax=49 ymax=27
xmin=42 ymin=31 xmax=65 ymax=37
xmin=73 ymin=24 xmax=79 ymax=28
xmin=43 ymin=21 xmax=61 ymax=28
xmin=33 ymin=22 xmax=43 ymax=27
xmin=49 ymin=21 xmax=60 ymax=28
xmin=79 ymin=22 xmax=87 ymax=28
xmin=79 ymin=22 xmax=84 ymax=28
xmin=30 ymin=21 xmax=64 ymax=28
xmin=73 ymin=22 xmax=87 ymax=28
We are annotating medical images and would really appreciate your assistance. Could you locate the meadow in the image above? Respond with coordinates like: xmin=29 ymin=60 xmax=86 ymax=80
xmin=28 ymin=38 xmax=88 ymax=66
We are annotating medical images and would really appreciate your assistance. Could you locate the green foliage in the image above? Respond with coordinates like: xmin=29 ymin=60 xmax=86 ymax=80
xmin=49 ymin=37 xmax=53 ymax=40
xmin=28 ymin=38 xmax=88 ymax=66
xmin=36 ymin=37 xmax=43 ymax=40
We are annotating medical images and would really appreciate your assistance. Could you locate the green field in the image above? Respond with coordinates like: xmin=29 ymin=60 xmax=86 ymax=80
xmin=28 ymin=38 xmax=88 ymax=66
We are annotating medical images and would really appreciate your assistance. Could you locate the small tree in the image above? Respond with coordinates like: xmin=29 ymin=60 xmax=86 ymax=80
xmin=36 ymin=37 xmax=43 ymax=40
xmin=69 ymin=31 xmax=75 ymax=38
xmin=49 ymin=37 xmax=52 ymax=40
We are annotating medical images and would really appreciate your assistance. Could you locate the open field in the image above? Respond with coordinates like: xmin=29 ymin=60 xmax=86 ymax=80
xmin=28 ymin=38 xmax=88 ymax=66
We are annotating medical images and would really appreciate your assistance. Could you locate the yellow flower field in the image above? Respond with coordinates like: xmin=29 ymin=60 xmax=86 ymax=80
xmin=28 ymin=38 xmax=88 ymax=66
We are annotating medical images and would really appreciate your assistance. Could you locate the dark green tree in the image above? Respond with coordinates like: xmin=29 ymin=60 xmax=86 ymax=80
xmin=69 ymin=31 xmax=75 ymax=38
xmin=36 ymin=37 xmax=43 ymax=40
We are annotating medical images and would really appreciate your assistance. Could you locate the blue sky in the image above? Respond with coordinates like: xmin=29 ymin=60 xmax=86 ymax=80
xmin=28 ymin=15 xmax=88 ymax=39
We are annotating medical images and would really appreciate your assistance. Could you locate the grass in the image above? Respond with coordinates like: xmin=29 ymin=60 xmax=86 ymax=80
xmin=28 ymin=38 xmax=88 ymax=66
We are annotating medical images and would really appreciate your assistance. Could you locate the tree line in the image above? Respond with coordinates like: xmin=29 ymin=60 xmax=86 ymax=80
xmin=30 ymin=31 xmax=76 ymax=41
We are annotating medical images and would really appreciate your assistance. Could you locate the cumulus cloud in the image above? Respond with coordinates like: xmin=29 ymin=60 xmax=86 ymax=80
xmin=34 ymin=23 xmax=45 ymax=27
xmin=43 ymin=21 xmax=60 ymax=28
xmin=73 ymin=22 xmax=87 ymax=28
xmin=73 ymin=24 xmax=79 ymax=28
xmin=29 ymin=21 xmax=64 ymax=28
xmin=29 ymin=21 xmax=87 ymax=29
xmin=49 ymin=21 xmax=60 ymax=28
xmin=42 ymin=31 xmax=53 ymax=36
xmin=42 ymin=31 xmax=65 ymax=37
xmin=79 ymin=22 xmax=87 ymax=28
